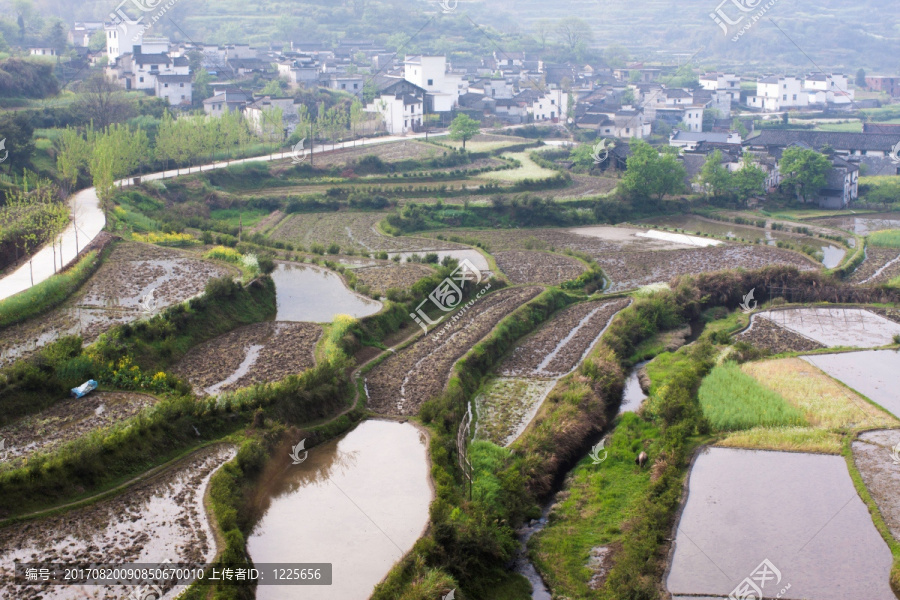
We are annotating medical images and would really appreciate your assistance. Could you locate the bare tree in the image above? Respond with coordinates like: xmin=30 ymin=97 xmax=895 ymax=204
xmin=555 ymin=17 xmax=594 ymax=54
xmin=75 ymin=74 xmax=133 ymax=129
xmin=534 ymin=19 xmax=554 ymax=51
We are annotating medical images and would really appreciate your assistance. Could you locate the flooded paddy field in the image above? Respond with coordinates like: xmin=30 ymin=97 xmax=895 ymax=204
xmin=247 ymin=420 xmax=431 ymax=600
xmin=387 ymin=248 xmax=491 ymax=272
xmin=365 ymin=286 xmax=541 ymax=416
xmin=0 ymin=392 xmax=157 ymax=467
xmin=755 ymin=308 xmax=900 ymax=348
xmin=172 ymin=321 xmax=322 ymax=396
xmin=667 ymin=447 xmax=895 ymax=600
xmin=0 ymin=242 xmax=234 ymax=367
xmin=848 ymin=247 xmax=900 ymax=285
xmin=813 ymin=212 xmax=900 ymax=235
xmin=640 ymin=214 xmax=848 ymax=267
xmin=493 ymin=251 xmax=586 ymax=285
xmin=352 ymin=262 xmax=434 ymax=296
xmin=853 ymin=429 xmax=900 ymax=541
xmin=0 ymin=444 xmax=236 ymax=600
xmin=476 ymin=299 xmax=629 ymax=445
xmin=268 ymin=211 xmax=467 ymax=254
xmin=736 ymin=315 xmax=826 ymax=354
xmin=272 ymin=262 xmax=382 ymax=322
xmin=803 ymin=350 xmax=900 ymax=418
xmin=596 ymin=245 xmax=817 ymax=292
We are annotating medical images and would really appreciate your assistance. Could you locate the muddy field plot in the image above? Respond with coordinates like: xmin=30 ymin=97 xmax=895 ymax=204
xmin=354 ymin=263 xmax=435 ymax=295
xmin=295 ymin=140 xmax=444 ymax=168
xmin=596 ymin=245 xmax=818 ymax=292
xmin=173 ymin=322 xmax=321 ymax=396
xmin=0 ymin=242 xmax=233 ymax=367
xmin=366 ymin=286 xmax=542 ymax=415
xmin=848 ymin=247 xmax=900 ymax=285
xmin=475 ymin=378 xmax=557 ymax=446
xmin=0 ymin=392 xmax=157 ymax=468
xmin=0 ymin=444 xmax=236 ymax=600
xmin=735 ymin=316 xmax=826 ymax=354
xmin=853 ymin=430 xmax=900 ymax=542
xmin=500 ymin=299 xmax=630 ymax=377
xmin=269 ymin=211 xmax=468 ymax=254
xmin=545 ymin=174 xmax=618 ymax=199
xmin=493 ymin=251 xmax=586 ymax=285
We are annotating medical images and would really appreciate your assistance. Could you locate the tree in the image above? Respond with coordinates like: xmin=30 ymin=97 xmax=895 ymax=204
xmin=88 ymin=29 xmax=105 ymax=52
xmin=621 ymin=139 xmax=687 ymax=203
xmin=733 ymin=154 xmax=767 ymax=203
xmin=604 ymin=45 xmax=630 ymax=68
xmin=76 ymin=73 xmax=133 ymax=129
xmin=260 ymin=78 xmax=287 ymax=96
xmin=856 ymin=68 xmax=867 ymax=88
xmin=45 ymin=20 xmax=66 ymax=57
xmin=533 ymin=19 xmax=554 ymax=51
xmin=698 ymin=150 xmax=732 ymax=198
xmin=702 ymin=108 xmax=721 ymax=132
xmin=349 ymin=99 xmax=365 ymax=140
xmin=193 ymin=68 xmax=212 ymax=103
xmin=448 ymin=114 xmax=480 ymax=150
xmin=0 ymin=111 xmax=35 ymax=173
xmin=555 ymin=17 xmax=593 ymax=55
xmin=779 ymin=146 xmax=831 ymax=203
xmin=56 ymin=126 xmax=90 ymax=197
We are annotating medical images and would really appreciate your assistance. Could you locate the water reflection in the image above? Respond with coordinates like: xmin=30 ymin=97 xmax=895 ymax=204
xmin=271 ymin=262 xmax=382 ymax=322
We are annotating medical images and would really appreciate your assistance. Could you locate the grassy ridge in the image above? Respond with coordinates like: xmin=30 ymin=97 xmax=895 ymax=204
xmin=869 ymin=229 xmax=900 ymax=248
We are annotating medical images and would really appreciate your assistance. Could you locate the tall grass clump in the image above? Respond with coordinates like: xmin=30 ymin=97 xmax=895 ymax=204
xmin=0 ymin=250 xmax=101 ymax=329
xmin=698 ymin=362 xmax=806 ymax=431
xmin=869 ymin=229 xmax=900 ymax=248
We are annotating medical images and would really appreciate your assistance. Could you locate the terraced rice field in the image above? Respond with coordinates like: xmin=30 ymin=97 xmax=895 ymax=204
xmin=848 ymin=247 xmax=900 ymax=284
xmin=269 ymin=211 xmax=468 ymax=254
xmin=595 ymin=245 xmax=818 ymax=291
xmin=0 ymin=445 xmax=236 ymax=600
xmin=853 ymin=429 xmax=900 ymax=542
xmin=353 ymin=263 xmax=435 ymax=296
xmin=365 ymin=286 xmax=542 ymax=416
xmin=0 ymin=242 xmax=234 ymax=367
xmin=736 ymin=315 xmax=826 ymax=354
xmin=755 ymin=307 xmax=900 ymax=348
xmin=297 ymin=140 xmax=444 ymax=168
xmin=439 ymin=133 xmax=534 ymax=152
xmin=477 ymin=298 xmax=630 ymax=445
xmin=0 ymin=392 xmax=157 ymax=468
xmin=476 ymin=152 xmax=556 ymax=182
xmin=493 ymin=251 xmax=586 ymax=285
xmin=172 ymin=321 xmax=321 ymax=396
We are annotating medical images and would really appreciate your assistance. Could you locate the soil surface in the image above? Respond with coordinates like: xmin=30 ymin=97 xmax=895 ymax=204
xmin=0 ymin=444 xmax=236 ymax=600
xmin=735 ymin=315 xmax=826 ymax=354
xmin=493 ymin=251 xmax=586 ymax=285
xmin=848 ymin=247 xmax=900 ymax=285
xmin=499 ymin=299 xmax=630 ymax=377
xmin=0 ymin=392 xmax=157 ymax=468
xmin=172 ymin=321 xmax=321 ymax=396
xmin=366 ymin=286 xmax=542 ymax=415
xmin=852 ymin=429 xmax=900 ymax=542
xmin=354 ymin=263 xmax=435 ymax=296
xmin=0 ymin=242 xmax=233 ymax=367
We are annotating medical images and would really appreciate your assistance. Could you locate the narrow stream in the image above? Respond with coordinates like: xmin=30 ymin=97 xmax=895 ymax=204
xmin=513 ymin=362 xmax=648 ymax=597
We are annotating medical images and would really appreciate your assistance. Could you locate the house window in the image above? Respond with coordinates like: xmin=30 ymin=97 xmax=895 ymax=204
xmin=164 ymin=83 xmax=169 ymax=88
xmin=427 ymin=79 xmax=433 ymax=86
xmin=139 ymin=77 xmax=144 ymax=83
xmin=180 ymin=83 xmax=184 ymax=87
xmin=782 ymin=94 xmax=787 ymax=100
xmin=626 ymin=127 xmax=631 ymax=133
xmin=793 ymin=94 xmax=797 ymax=100
xmin=405 ymin=120 xmax=408 ymax=127
xmin=341 ymin=84 xmax=346 ymax=89
xmin=353 ymin=83 xmax=358 ymax=89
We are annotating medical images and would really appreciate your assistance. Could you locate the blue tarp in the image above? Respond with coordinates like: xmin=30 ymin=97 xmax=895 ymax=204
xmin=71 ymin=379 xmax=98 ymax=398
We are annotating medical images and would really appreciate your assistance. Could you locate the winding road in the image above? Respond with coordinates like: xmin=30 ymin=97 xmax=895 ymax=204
xmin=0 ymin=131 xmax=442 ymax=302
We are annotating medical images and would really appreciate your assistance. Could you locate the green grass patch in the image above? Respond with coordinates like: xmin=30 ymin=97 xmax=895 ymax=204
xmin=209 ymin=207 xmax=270 ymax=228
xmin=698 ymin=362 xmax=807 ymax=431
xmin=869 ymin=229 xmax=900 ymax=248
xmin=0 ymin=248 xmax=104 ymax=329
xmin=530 ymin=413 xmax=660 ymax=599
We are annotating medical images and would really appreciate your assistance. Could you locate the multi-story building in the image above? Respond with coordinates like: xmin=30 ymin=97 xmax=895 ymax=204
xmin=403 ymin=56 xmax=465 ymax=113
xmin=747 ymin=76 xmax=808 ymax=111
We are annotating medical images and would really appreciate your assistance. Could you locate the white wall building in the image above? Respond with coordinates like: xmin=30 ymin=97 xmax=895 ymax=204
xmin=368 ymin=93 xmax=424 ymax=135
xmin=404 ymin=56 xmax=465 ymax=113
xmin=700 ymin=73 xmax=742 ymax=102
xmin=531 ymin=89 xmax=569 ymax=122
xmin=748 ymin=76 xmax=808 ymax=111
xmin=805 ymin=73 xmax=854 ymax=105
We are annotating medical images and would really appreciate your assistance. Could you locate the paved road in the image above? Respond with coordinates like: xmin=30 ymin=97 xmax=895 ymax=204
xmin=0 ymin=131 xmax=440 ymax=302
